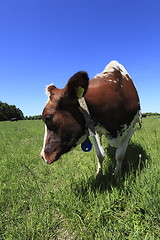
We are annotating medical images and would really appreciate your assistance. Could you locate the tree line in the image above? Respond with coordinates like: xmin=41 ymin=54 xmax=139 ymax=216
xmin=0 ymin=101 xmax=42 ymax=121
xmin=24 ymin=115 xmax=42 ymax=120
xmin=145 ymin=112 xmax=160 ymax=116
xmin=0 ymin=101 xmax=24 ymax=121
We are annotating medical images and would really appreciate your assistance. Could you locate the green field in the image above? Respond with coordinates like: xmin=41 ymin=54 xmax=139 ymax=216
xmin=0 ymin=117 xmax=160 ymax=239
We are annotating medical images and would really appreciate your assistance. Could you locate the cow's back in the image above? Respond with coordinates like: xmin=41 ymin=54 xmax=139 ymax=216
xmin=85 ymin=61 xmax=140 ymax=136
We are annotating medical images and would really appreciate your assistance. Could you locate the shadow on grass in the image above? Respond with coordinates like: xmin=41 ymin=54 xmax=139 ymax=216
xmin=121 ymin=142 xmax=150 ymax=175
xmin=106 ymin=142 xmax=150 ymax=175
xmin=71 ymin=142 xmax=150 ymax=196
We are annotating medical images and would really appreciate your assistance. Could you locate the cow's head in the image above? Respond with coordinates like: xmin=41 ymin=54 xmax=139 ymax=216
xmin=41 ymin=71 xmax=89 ymax=164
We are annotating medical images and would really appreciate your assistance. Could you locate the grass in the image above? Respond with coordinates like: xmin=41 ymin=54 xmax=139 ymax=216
xmin=0 ymin=117 xmax=160 ymax=239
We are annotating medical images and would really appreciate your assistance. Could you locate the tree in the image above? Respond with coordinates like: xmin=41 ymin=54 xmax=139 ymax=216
xmin=0 ymin=101 xmax=24 ymax=121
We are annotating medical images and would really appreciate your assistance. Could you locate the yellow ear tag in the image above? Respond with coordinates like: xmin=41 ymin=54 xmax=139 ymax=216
xmin=75 ymin=87 xmax=85 ymax=99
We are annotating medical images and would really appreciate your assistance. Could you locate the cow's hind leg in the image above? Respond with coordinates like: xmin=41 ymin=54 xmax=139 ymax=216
xmin=114 ymin=143 xmax=128 ymax=178
xmin=114 ymin=127 xmax=135 ymax=179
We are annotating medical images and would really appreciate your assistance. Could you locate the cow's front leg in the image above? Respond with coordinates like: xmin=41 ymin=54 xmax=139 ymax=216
xmin=93 ymin=134 xmax=105 ymax=177
xmin=96 ymin=154 xmax=104 ymax=176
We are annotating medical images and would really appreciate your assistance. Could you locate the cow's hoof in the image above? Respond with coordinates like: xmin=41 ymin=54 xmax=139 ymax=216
xmin=96 ymin=170 xmax=103 ymax=181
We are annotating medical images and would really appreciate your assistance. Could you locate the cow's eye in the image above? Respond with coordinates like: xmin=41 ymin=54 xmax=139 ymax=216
xmin=44 ymin=114 xmax=53 ymax=123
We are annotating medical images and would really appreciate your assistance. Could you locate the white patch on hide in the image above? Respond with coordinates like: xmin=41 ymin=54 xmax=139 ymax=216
xmin=95 ymin=60 xmax=131 ymax=80
xmin=107 ymin=112 xmax=139 ymax=148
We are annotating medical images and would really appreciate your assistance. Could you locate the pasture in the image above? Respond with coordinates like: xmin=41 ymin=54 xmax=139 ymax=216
xmin=0 ymin=117 xmax=160 ymax=239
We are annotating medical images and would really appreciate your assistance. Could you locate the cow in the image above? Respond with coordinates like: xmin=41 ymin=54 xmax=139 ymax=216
xmin=10 ymin=118 xmax=18 ymax=122
xmin=142 ymin=113 xmax=147 ymax=118
xmin=41 ymin=61 xmax=141 ymax=178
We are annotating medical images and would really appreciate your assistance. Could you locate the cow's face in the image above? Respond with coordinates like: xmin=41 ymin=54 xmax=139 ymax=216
xmin=41 ymin=71 xmax=89 ymax=164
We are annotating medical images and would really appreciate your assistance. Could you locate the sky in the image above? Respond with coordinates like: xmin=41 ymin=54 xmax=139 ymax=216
xmin=0 ymin=0 xmax=160 ymax=116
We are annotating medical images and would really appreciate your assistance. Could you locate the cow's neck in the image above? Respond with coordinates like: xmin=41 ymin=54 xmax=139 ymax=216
xmin=78 ymin=97 xmax=104 ymax=159
xmin=78 ymin=97 xmax=96 ymax=137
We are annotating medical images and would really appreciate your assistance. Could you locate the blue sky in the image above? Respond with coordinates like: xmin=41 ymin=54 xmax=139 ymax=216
xmin=0 ymin=0 xmax=160 ymax=116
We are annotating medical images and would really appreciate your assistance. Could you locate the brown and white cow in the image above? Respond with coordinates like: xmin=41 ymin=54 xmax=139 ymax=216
xmin=41 ymin=61 xmax=141 ymax=178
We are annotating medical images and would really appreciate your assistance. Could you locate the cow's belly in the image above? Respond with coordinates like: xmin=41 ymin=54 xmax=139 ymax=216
xmin=76 ymin=111 xmax=139 ymax=149
xmin=107 ymin=112 xmax=139 ymax=148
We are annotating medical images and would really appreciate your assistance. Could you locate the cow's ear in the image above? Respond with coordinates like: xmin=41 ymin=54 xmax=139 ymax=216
xmin=64 ymin=71 xmax=89 ymax=100
xmin=46 ymin=84 xmax=57 ymax=96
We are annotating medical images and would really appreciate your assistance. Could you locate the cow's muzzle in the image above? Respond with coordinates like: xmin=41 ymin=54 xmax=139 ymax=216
xmin=40 ymin=150 xmax=60 ymax=164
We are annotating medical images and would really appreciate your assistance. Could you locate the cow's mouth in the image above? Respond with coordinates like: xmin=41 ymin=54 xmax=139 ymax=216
xmin=41 ymin=151 xmax=61 ymax=164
